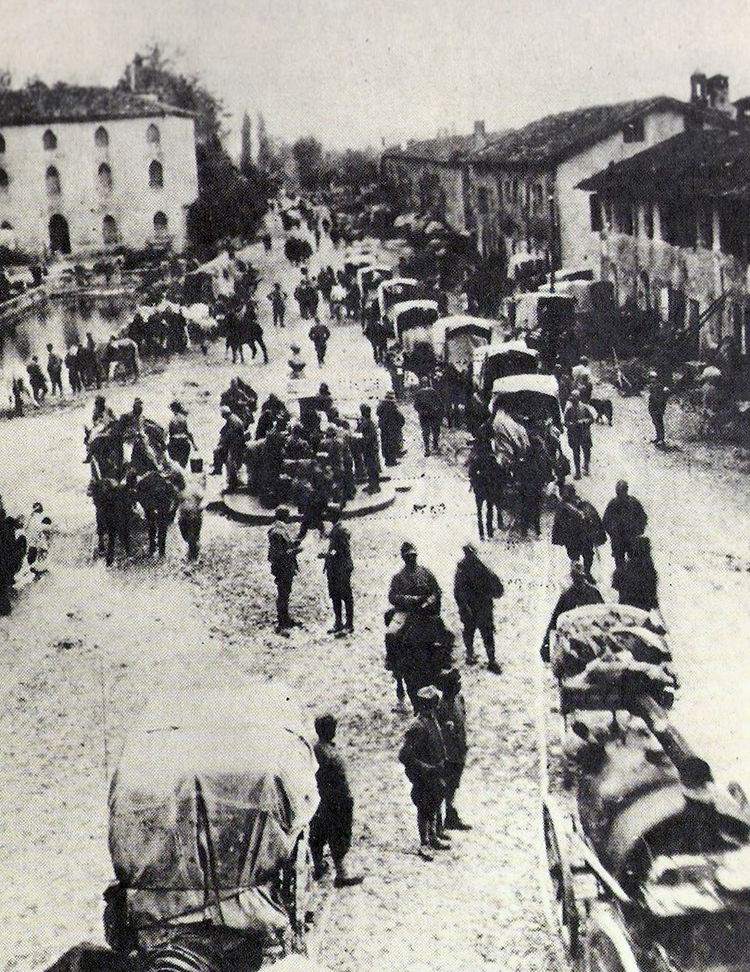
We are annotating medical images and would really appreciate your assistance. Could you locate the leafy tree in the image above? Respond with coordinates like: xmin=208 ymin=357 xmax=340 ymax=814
xmin=240 ymin=111 xmax=253 ymax=174
xmin=333 ymin=149 xmax=378 ymax=189
xmin=292 ymin=136 xmax=324 ymax=191
xmin=257 ymin=112 xmax=273 ymax=170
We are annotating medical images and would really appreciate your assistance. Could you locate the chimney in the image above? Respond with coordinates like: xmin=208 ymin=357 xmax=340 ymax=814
xmin=690 ymin=70 xmax=707 ymax=106
xmin=473 ymin=119 xmax=487 ymax=149
xmin=707 ymin=74 xmax=732 ymax=114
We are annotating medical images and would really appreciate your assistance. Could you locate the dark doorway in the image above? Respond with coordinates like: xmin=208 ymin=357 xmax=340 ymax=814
xmin=49 ymin=214 xmax=71 ymax=254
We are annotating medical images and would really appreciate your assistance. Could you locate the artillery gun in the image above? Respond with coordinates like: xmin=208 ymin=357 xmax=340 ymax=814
xmin=542 ymin=603 xmax=750 ymax=971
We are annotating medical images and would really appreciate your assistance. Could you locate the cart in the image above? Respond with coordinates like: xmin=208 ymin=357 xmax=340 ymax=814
xmin=104 ymin=681 xmax=320 ymax=968
xmin=541 ymin=603 xmax=750 ymax=971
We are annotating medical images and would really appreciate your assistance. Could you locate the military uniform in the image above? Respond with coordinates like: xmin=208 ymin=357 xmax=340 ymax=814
xmin=267 ymin=519 xmax=299 ymax=629
xmin=310 ymin=739 xmax=354 ymax=874
xmin=323 ymin=520 xmax=354 ymax=632
xmin=399 ymin=698 xmax=447 ymax=856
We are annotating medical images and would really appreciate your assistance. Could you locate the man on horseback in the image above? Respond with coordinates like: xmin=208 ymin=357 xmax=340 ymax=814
xmin=387 ymin=542 xmax=453 ymax=712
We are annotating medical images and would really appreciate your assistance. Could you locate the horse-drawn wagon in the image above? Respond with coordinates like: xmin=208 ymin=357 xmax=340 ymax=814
xmin=432 ymin=315 xmax=495 ymax=374
xmin=473 ymin=340 xmax=540 ymax=400
xmin=104 ymin=681 xmax=321 ymax=969
xmin=391 ymin=299 xmax=440 ymax=379
xmin=541 ymin=602 xmax=750 ymax=972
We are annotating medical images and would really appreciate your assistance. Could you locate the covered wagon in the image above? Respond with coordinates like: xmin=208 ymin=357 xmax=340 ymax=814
xmin=105 ymin=682 xmax=319 ymax=966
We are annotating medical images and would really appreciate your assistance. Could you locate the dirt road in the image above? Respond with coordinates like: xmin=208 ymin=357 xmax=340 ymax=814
xmin=2 ymin=226 xmax=748 ymax=971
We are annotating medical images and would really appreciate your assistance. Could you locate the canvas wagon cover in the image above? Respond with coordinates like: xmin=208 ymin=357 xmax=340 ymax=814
xmin=108 ymin=683 xmax=318 ymax=934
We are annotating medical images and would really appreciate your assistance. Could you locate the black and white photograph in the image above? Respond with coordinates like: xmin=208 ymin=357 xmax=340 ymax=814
xmin=2 ymin=2 xmax=750 ymax=970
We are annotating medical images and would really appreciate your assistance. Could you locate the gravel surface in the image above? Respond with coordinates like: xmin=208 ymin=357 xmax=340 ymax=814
xmin=1 ymin=223 xmax=748 ymax=971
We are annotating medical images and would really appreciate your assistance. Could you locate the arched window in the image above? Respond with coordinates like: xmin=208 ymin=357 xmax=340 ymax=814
xmin=43 ymin=129 xmax=57 ymax=150
xmin=153 ymin=211 xmax=168 ymax=241
xmin=146 ymin=123 xmax=160 ymax=144
xmin=149 ymin=159 xmax=163 ymax=189
xmin=98 ymin=162 xmax=113 ymax=192
xmin=94 ymin=125 xmax=109 ymax=147
xmin=46 ymin=165 xmax=61 ymax=195
xmin=0 ymin=133 xmax=5 ymax=153
xmin=0 ymin=169 xmax=8 ymax=193
xmin=102 ymin=215 xmax=118 ymax=245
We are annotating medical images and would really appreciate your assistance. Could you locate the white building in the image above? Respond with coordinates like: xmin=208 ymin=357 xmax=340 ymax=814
xmin=0 ymin=83 xmax=198 ymax=257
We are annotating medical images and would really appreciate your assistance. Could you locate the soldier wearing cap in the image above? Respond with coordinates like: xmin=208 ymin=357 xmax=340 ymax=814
xmin=267 ymin=506 xmax=302 ymax=633
xmin=399 ymin=685 xmax=449 ymax=861
xmin=437 ymin=667 xmax=471 ymax=831
xmin=388 ymin=542 xmax=447 ymax=710
xmin=376 ymin=392 xmax=406 ymax=467
xmin=320 ymin=505 xmax=354 ymax=635
xmin=454 ymin=542 xmax=504 ymax=673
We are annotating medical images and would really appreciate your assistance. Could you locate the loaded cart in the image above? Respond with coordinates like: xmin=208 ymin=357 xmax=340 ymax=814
xmin=541 ymin=603 xmax=750 ymax=971
xmin=104 ymin=681 xmax=321 ymax=969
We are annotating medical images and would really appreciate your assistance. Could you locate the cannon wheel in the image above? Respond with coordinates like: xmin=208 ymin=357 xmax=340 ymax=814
xmin=543 ymin=796 xmax=580 ymax=957
xmin=584 ymin=905 xmax=640 ymax=972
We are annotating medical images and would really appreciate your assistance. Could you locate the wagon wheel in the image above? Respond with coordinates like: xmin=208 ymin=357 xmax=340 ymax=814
xmin=585 ymin=906 xmax=640 ymax=972
xmin=543 ymin=797 xmax=580 ymax=957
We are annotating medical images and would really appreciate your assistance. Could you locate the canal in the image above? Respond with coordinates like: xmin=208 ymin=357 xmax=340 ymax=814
xmin=0 ymin=293 xmax=135 ymax=386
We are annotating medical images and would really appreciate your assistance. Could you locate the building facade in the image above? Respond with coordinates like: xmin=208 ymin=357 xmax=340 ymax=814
xmin=578 ymin=128 xmax=750 ymax=367
xmin=468 ymin=96 xmax=732 ymax=270
xmin=380 ymin=123 xmax=494 ymax=233
xmin=0 ymin=84 xmax=198 ymax=257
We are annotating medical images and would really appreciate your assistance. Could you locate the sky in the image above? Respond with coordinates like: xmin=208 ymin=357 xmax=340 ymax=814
xmin=3 ymin=0 xmax=750 ymax=154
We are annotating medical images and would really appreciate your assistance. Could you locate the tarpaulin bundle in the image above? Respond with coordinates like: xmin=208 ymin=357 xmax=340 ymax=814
xmin=108 ymin=683 xmax=318 ymax=938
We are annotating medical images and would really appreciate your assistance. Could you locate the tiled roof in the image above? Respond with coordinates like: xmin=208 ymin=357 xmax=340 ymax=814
xmin=470 ymin=97 xmax=733 ymax=168
xmin=382 ymin=131 xmax=508 ymax=165
xmin=578 ymin=128 xmax=750 ymax=201
xmin=0 ymin=83 xmax=192 ymax=127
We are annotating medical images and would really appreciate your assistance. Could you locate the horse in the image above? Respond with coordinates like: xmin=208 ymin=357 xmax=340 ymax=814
xmin=90 ymin=474 xmax=133 ymax=565
xmin=128 ymin=468 xmax=180 ymax=557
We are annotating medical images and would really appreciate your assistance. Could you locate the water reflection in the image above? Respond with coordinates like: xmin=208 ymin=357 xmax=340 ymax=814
xmin=0 ymin=294 xmax=135 ymax=382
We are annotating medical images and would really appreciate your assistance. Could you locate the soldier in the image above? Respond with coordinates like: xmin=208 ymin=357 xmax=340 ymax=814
xmin=65 ymin=345 xmax=81 ymax=394
xmin=320 ymin=505 xmax=354 ymax=635
xmin=648 ymin=371 xmax=671 ymax=447
xmin=267 ymin=282 xmax=288 ymax=327
xmin=46 ymin=343 xmax=63 ymax=395
xmin=213 ymin=406 xmax=246 ymax=490
xmin=453 ymin=542 xmax=504 ymax=673
xmin=357 ymin=404 xmax=381 ymax=494
xmin=309 ymin=318 xmax=331 ymax=366
xmin=413 ymin=376 xmax=444 ymax=457
xmin=385 ymin=345 xmax=405 ymax=400
xmin=437 ymin=667 xmax=471 ymax=830
xmin=563 ymin=389 xmax=596 ymax=479
xmin=376 ymin=392 xmax=405 ymax=467
xmin=602 ymin=480 xmax=648 ymax=568
xmin=388 ymin=542 xmax=449 ymax=710
xmin=399 ymin=685 xmax=449 ymax=861
xmin=26 ymin=355 xmax=47 ymax=403
xmin=310 ymin=714 xmax=364 ymax=887
xmin=296 ymin=460 xmax=328 ymax=540
xmin=267 ymin=506 xmax=302 ymax=634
